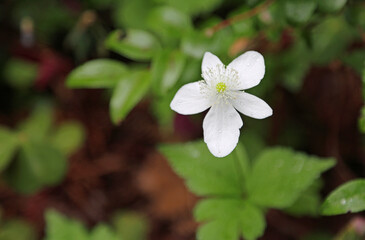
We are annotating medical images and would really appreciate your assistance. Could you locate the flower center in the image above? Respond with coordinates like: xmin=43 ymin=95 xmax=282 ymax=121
xmin=216 ymin=82 xmax=227 ymax=93
xmin=200 ymin=64 xmax=240 ymax=104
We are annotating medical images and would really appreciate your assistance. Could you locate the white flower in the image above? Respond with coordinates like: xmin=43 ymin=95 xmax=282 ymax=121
xmin=170 ymin=51 xmax=273 ymax=158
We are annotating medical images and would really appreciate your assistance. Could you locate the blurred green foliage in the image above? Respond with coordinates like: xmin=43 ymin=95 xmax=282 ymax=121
xmin=112 ymin=211 xmax=149 ymax=240
xmin=44 ymin=209 xmax=148 ymax=240
xmin=0 ymin=104 xmax=85 ymax=194
xmin=0 ymin=217 xmax=37 ymax=240
xmin=3 ymin=58 xmax=38 ymax=89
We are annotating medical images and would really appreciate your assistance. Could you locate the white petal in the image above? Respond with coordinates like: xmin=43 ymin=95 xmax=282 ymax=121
xmin=170 ymin=82 xmax=211 ymax=115
xmin=202 ymin=52 xmax=223 ymax=74
xmin=231 ymin=91 xmax=272 ymax=119
xmin=203 ymin=103 xmax=243 ymax=158
xmin=227 ymin=51 xmax=265 ymax=90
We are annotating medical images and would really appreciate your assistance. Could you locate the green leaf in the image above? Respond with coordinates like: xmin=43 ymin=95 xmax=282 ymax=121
xmin=66 ymin=59 xmax=128 ymax=88
xmin=197 ymin=220 xmax=239 ymax=240
xmin=3 ymin=58 xmax=38 ymax=89
xmin=310 ymin=16 xmax=355 ymax=65
xmin=155 ymin=0 xmax=223 ymax=16
xmin=0 ymin=127 xmax=19 ymax=171
xmin=195 ymin=199 xmax=265 ymax=240
xmin=51 ymin=121 xmax=85 ymax=156
xmin=110 ymin=70 xmax=151 ymax=124
xmin=318 ymin=0 xmax=347 ymax=12
xmin=341 ymin=50 xmax=365 ymax=75
xmin=0 ymin=219 xmax=37 ymax=240
xmin=359 ymin=106 xmax=365 ymax=134
xmin=44 ymin=210 xmax=88 ymax=240
xmin=284 ymin=0 xmax=317 ymax=24
xmin=112 ymin=211 xmax=149 ymax=240
xmin=45 ymin=210 xmax=121 ymax=240
xmin=280 ymin=39 xmax=311 ymax=92
xmin=90 ymin=224 xmax=118 ymax=240
xmin=112 ymin=0 xmax=154 ymax=29
xmin=229 ymin=7 xmax=256 ymax=36
xmin=17 ymin=104 xmax=53 ymax=142
xmin=247 ymin=147 xmax=335 ymax=208
xmin=285 ymin=180 xmax=323 ymax=216
xmin=363 ymin=62 xmax=365 ymax=99
xmin=151 ymin=92 xmax=175 ymax=128
xmin=240 ymin=131 xmax=265 ymax=161
xmin=181 ymin=30 xmax=228 ymax=59
xmin=105 ymin=29 xmax=160 ymax=61
xmin=86 ymin=0 xmax=114 ymax=9
xmin=321 ymin=179 xmax=365 ymax=215
xmin=345 ymin=3 xmax=365 ymax=30
xmin=151 ymin=49 xmax=186 ymax=95
xmin=4 ymin=141 xmax=67 ymax=194
xmin=147 ymin=6 xmax=192 ymax=41
xmin=159 ymin=141 xmax=249 ymax=197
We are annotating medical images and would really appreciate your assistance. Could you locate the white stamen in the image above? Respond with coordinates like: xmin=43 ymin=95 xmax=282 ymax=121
xmin=200 ymin=64 xmax=240 ymax=104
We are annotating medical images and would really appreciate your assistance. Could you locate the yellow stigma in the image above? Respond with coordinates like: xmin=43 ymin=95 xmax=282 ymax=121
xmin=216 ymin=82 xmax=227 ymax=93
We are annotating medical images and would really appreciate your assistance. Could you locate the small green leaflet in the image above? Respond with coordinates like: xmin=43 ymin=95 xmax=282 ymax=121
xmin=50 ymin=121 xmax=85 ymax=156
xmin=318 ymin=0 xmax=347 ymax=12
xmin=321 ymin=179 xmax=365 ymax=215
xmin=44 ymin=210 xmax=89 ymax=240
xmin=110 ymin=70 xmax=151 ymax=124
xmin=151 ymin=49 xmax=186 ymax=96
xmin=147 ymin=6 xmax=192 ymax=41
xmin=112 ymin=211 xmax=149 ymax=240
xmin=0 ymin=127 xmax=19 ymax=172
xmin=17 ymin=104 xmax=53 ymax=142
xmin=105 ymin=29 xmax=160 ymax=61
xmin=66 ymin=59 xmax=128 ymax=88
xmin=284 ymin=0 xmax=317 ymax=24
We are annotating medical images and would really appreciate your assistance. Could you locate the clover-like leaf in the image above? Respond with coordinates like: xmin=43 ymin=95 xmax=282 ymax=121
xmin=17 ymin=104 xmax=53 ymax=142
xmin=4 ymin=141 xmax=67 ymax=194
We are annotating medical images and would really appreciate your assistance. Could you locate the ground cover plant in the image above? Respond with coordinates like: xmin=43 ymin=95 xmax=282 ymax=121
xmin=0 ymin=0 xmax=365 ymax=239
